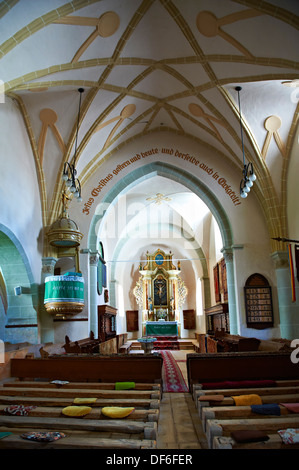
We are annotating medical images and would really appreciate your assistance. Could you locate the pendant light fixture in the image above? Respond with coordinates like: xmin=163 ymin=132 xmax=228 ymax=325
xmin=62 ymin=88 xmax=84 ymax=202
xmin=236 ymin=86 xmax=256 ymax=198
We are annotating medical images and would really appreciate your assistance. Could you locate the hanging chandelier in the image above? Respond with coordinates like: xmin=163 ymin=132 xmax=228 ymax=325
xmin=235 ymin=86 xmax=256 ymax=198
xmin=62 ymin=88 xmax=84 ymax=202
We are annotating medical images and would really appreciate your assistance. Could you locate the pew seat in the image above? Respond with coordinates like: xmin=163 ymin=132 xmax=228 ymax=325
xmin=187 ymin=352 xmax=299 ymax=392
xmin=213 ymin=433 xmax=299 ymax=450
xmin=197 ymin=394 xmax=299 ymax=419
xmin=194 ymin=385 xmax=299 ymax=407
xmin=0 ymin=431 xmax=156 ymax=449
xmin=206 ymin=416 xmax=299 ymax=449
xmin=0 ymin=380 xmax=160 ymax=449
xmin=10 ymin=354 xmax=164 ymax=386
xmin=201 ymin=404 xmax=299 ymax=431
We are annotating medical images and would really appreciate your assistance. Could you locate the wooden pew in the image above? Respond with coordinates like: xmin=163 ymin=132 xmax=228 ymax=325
xmin=202 ymin=403 xmax=299 ymax=431
xmin=0 ymin=433 xmax=156 ymax=449
xmin=0 ymin=381 xmax=161 ymax=409
xmin=194 ymin=384 xmax=299 ymax=406
xmin=10 ymin=354 xmax=164 ymax=386
xmin=63 ymin=332 xmax=100 ymax=354
xmin=214 ymin=433 xmax=299 ymax=450
xmin=0 ymin=386 xmax=160 ymax=401
xmin=0 ymin=380 xmax=159 ymax=449
xmin=197 ymin=394 xmax=299 ymax=419
xmin=0 ymin=394 xmax=160 ymax=409
xmin=206 ymin=416 xmax=299 ymax=449
xmin=3 ymin=380 xmax=161 ymax=391
xmin=195 ymin=333 xmax=206 ymax=353
xmin=0 ymin=414 xmax=157 ymax=440
xmin=119 ymin=342 xmax=133 ymax=354
xmin=187 ymin=351 xmax=299 ymax=393
xmin=0 ymin=404 xmax=159 ymax=421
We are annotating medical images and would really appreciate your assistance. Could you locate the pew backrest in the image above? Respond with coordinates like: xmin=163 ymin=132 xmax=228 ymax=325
xmin=10 ymin=355 xmax=164 ymax=384
xmin=186 ymin=351 xmax=299 ymax=392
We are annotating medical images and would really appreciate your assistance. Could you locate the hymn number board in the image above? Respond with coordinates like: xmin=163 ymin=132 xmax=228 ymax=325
xmin=244 ymin=274 xmax=274 ymax=329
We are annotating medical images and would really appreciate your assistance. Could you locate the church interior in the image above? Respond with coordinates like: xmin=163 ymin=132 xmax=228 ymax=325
xmin=0 ymin=0 xmax=299 ymax=452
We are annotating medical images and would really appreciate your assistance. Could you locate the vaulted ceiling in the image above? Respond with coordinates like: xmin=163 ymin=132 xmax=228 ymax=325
xmin=1 ymin=0 xmax=298 ymax=248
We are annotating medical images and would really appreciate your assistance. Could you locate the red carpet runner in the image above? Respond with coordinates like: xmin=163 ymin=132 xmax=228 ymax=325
xmin=159 ymin=350 xmax=189 ymax=393
xmin=149 ymin=335 xmax=179 ymax=350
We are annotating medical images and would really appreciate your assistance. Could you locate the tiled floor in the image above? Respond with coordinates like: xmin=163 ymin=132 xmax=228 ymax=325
xmin=156 ymin=350 xmax=208 ymax=449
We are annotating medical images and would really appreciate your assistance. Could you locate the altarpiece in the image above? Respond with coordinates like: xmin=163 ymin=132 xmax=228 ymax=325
xmin=133 ymin=249 xmax=187 ymax=336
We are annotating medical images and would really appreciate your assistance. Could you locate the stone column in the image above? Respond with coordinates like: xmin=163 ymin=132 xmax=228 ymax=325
xmin=201 ymin=276 xmax=211 ymax=309
xmin=89 ymin=252 xmax=99 ymax=338
xmin=271 ymin=250 xmax=299 ymax=339
xmin=221 ymin=247 xmax=238 ymax=335
xmin=40 ymin=257 xmax=57 ymax=343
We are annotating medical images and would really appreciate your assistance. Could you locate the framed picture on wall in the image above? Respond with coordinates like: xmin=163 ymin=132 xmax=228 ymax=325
xmin=244 ymin=273 xmax=274 ymax=329
xmin=213 ymin=264 xmax=221 ymax=303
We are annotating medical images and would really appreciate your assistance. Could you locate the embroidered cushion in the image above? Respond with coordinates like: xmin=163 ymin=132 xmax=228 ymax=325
xmin=21 ymin=431 xmax=66 ymax=442
xmin=4 ymin=405 xmax=36 ymax=416
xmin=278 ymin=428 xmax=299 ymax=444
xmin=101 ymin=406 xmax=135 ymax=418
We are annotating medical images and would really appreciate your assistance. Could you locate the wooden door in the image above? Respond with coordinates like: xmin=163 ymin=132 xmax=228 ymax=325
xmin=126 ymin=310 xmax=139 ymax=332
xmin=183 ymin=309 xmax=196 ymax=329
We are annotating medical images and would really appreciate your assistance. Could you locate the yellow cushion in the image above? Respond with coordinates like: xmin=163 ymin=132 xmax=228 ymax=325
xmin=232 ymin=394 xmax=262 ymax=406
xmin=73 ymin=398 xmax=97 ymax=404
xmin=101 ymin=407 xmax=135 ymax=418
xmin=62 ymin=406 xmax=92 ymax=417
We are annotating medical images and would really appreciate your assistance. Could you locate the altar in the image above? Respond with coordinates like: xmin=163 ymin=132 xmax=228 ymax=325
xmin=133 ymin=249 xmax=187 ymax=339
xmin=146 ymin=321 xmax=178 ymax=336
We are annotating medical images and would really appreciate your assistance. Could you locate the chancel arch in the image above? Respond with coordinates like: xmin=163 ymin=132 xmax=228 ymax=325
xmin=88 ymin=161 xmax=237 ymax=337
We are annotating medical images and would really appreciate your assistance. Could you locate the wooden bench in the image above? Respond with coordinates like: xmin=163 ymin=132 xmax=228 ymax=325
xmin=206 ymin=416 xmax=299 ymax=449
xmin=0 ymin=433 xmax=156 ymax=449
xmin=214 ymin=433 xmax=299 ymax=450
xmin=119 ymin=342 xmax=133 ymax=354
xmin=187 ymin=351 xmax=299 ymax=393
xmin=10 ymin=354 xmax=164 ymax=386
xmin=0 ymin=380 xmax=159 ymax=449
xmin=63 ymin=332 xmax=100 ymax=354
xmin=202 ymin=403 xmax=299 ymax=431
xmin=194 ymin=383 xmax=299 ymax=405
xmin=207 ymin=331 xmax=292 ymax=354
xmin=197 ymin=393 xmax=299 ymax=419
xmin=2 ymin=380 xmax=161 ymax=391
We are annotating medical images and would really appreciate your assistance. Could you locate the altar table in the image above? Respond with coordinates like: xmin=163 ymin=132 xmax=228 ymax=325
xmin=146 ymin=321 xmax=178 ymax=336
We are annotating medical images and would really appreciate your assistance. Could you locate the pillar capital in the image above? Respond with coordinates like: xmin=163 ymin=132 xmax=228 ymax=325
xmin=41 ymin=257 xmax=57 ymax=275
xmin=271 ymin=250 xmax=289 ymax=269
xmin=89 ymin=252 xmax=99 ymax=266
xmin=221 ymin=246 xmax=233 ymax=263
